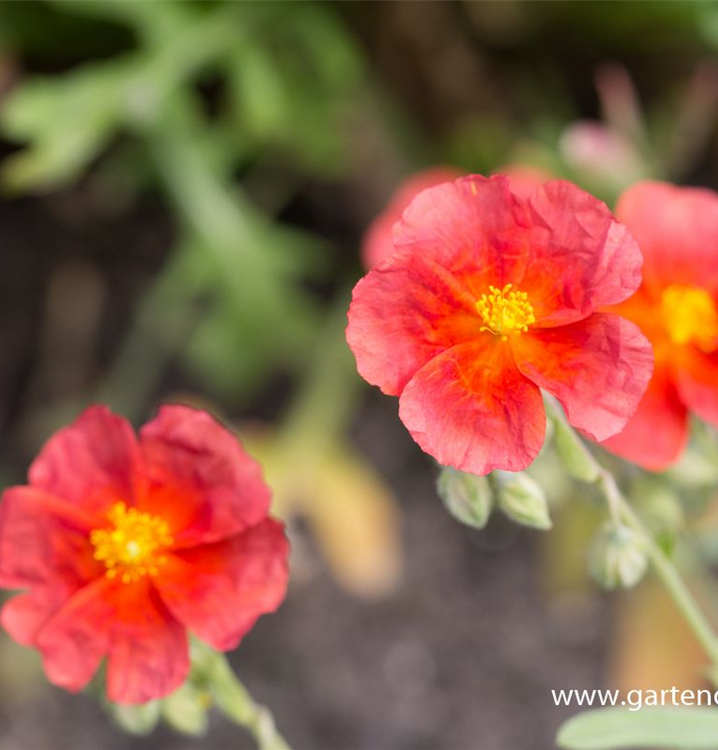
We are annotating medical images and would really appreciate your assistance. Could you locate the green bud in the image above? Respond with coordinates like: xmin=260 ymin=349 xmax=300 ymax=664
xmin=108 ymin=699 xmax=161 ymax=735
xmin=494 ymin=471 xmax=552 ymax=530
xmin=552 ymin=414 xmax=600 ymax=482
xmin=588 ymin=522 xmax=648 ymax=589
xmin=437 ymin=466 xmax=493 ymax=529
xmin=162 ymin=682 xmax=209 ymax=736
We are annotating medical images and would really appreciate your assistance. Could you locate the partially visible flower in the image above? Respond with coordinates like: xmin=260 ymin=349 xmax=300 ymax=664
xmin=559 ymin=121 xmax=647 ymax=192
xmin=363 ymin=168 xmax=462 ymax=270
xmin=362 ymin=166 xmax=552 ymax=270
xmin=347 ymin=174 xmax=653 ymax=476
xmin=0 ymin=405 xmax=288 ymax=704
xmin=601 ymin=181 xmax=718 ymax=470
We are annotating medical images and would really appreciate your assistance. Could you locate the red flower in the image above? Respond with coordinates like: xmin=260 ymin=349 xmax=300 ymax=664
xmin=362 ymin=166 xmax=551 ymax=270
xmin=601 ymin=181 xmax=718 ymax=469
xmin=0 ymin=405 xmax=288 ymax=704
xmin=363 ymin=168 xmax=463 ymax=271
xmin=347 ymin=174 xmax=653 ymax=475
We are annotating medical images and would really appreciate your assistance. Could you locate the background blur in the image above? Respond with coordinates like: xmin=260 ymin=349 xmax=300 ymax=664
xmin=1 ymin=2 xmax=718 ymax=749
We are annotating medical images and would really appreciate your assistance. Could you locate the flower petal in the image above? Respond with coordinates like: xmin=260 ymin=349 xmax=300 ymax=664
xmin=1 ymin=590 xmax=65 ymax=647
xmin=139 ymin=405 xmax=271 ymax=548
xmin=398 ymin=339 xmax=545 ymax=474
xmin=602 ymin=368 xmax=688 ymax=470
xmin=0 ymin=486 xmax=101 ymax=591
xmin=512 ymin=313 xmax=654 ymax=441
xmin=28 ymin=405 xmax=142 ymax=517
xmin=616 ymin=180 xmax=718 ymax=294
xmin=362 ymin=168 xmax=462 ymax=270
xmin=106 ymin=582 xmax=189 ymax=705
xmin=34 ymin=577 xmax=115 ymax=693
xmin=393 ymin=174 xmax=532 ymax=284
xmin=347 ymin=251 xmax=481 ymax=396
xmin=156 ymin=518 xmax=288 ymax=652
xmin=521 ymin=181 xmax=643 ymax=326
xmin=675 ymin=349 xmax=718 ymax=428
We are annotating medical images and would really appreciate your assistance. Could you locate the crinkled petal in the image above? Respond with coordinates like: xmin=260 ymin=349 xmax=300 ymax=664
xmin=512 ymin=313 xmax=653 ymax=442
xmin=602 ymin=367 xmax=688 ymax=470
xmin=35 ymin=577 xmax=115 ymax=693
xmin=1 ymin=590 xmax=66 ymax=647
xmin=0 ymin=486 xmax=101 ymax=591
xmin=393 ymin=174 xmax=532 ymax=285
xmin=28 ymin=405 xmax=142 ymax=518
xmin=139 ymin=405 xmax=271 ymax=548
xmin=106 ymin=581 xmax=189 ymax=705
xmin=397 ymin=339 xmax=546 ymax=474
xmin=616 ymin=180 xmax=718 ymax=294
xmin=347 ymin=251 xmax=481 ymax=396
xmin=676 ymin=349 xmax=718 ymax=428
xmin=156 ymin=518 xmax=289 ymax=652
xmin=362 ymin=168 xmax=462 ymax=270
xmin=521 ymin=181 xmax=643 ymax=326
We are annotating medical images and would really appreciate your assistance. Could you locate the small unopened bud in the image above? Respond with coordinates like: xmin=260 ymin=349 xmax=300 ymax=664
xmin=162 ymin=682 xmax=209 ymax=736
xmin=552 ymin=415 xmax=600 ymax=482
xmin=589 ymin=522 xmax=648 ymax=589
xmin=495 ymin=471 xmax=552 ymax=530
xmin=108 ymin=700 xmax=161 ymax=736
xmin=437 ymin=466 xmax=493 ymax=529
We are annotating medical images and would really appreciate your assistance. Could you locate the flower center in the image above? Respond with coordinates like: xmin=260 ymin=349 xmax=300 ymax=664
xmin=476 ymin=283 xmax=536 ymax=340
xmin=661 ymin=284 xmax=718 ymax=352
xmin=90 ymin=502 xmax=173 ymax=584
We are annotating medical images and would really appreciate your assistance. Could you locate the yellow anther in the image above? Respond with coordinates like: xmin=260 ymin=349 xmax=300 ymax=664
xmin=661 ymin=284 xmax=718 ymax=353
xmin=476 ymin=283 xmax=536 ymax=340
xmin=90 ymin=502 xmax=173 ymax=584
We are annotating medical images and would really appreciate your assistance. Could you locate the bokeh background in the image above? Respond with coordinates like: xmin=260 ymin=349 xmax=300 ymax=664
xmin=1 ymin=2 xmax=718 ymax=749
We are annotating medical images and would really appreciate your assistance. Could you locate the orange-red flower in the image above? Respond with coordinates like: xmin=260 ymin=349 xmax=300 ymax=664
xmin=347 ymin=174 xmax=653 ymax=475
xmin=362 ymin=166 xmax=551 ymax=270
xmin=601 ymin=181 xmax=718 ymax=469
xmin=0 ymin=405 xmax=288 ymax=704
xmin=363 ymin=168 xmax=463 ymax=271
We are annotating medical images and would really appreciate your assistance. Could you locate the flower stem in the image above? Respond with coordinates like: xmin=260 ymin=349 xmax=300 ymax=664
xmin=546 ymin=401 xmax=718 ymax=673
xmin=207 ymin=653 xmax=291 ymax=750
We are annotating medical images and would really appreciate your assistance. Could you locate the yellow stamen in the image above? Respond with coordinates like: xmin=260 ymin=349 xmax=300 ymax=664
xmin=476 ymin=283 xmax=536 ymax=341
xmin=661 ymin=284 xmax=718 ymax=353
xmin=90 ymin=502 xmax=173 ymax=584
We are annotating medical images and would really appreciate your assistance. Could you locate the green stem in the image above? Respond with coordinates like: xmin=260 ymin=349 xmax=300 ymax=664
xmin=208 ymin=653 xmax=290 ymax=750
xmin=547 ymin=400 xmax=718 ymax=672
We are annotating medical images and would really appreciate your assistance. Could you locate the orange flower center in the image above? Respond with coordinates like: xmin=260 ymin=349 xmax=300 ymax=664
xmin=476 ymin=283 xmax=536 ymax=340
xmin=661 ymin=284 xmax=718 ymax=353
xmin=90 ymin=502 xmax=173 ymax=584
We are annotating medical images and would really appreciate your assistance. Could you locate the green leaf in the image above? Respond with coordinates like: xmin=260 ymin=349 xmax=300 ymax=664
xmin=557 ymin=707 xmax=718 ymax=750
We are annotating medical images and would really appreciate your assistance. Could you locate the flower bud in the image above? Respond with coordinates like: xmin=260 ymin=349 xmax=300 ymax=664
xmin=437 ymin=466 xmax=493 ymax=529
xmin=551 ymin=414 xmax=600 ymax=483
xmin=108 ymin=700 xmax=161 ymax=735
xmin=494 ymin=471 xmax=552 ymax=530
xmin=588 ymin=522 xmax=648 ymax=589
xmin=162 ymin=682 xmax=209 ymax=736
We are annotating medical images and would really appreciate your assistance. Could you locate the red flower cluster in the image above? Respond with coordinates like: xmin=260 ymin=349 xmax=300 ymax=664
xmin=347 ymin=174 xmax=653 ymax=475
xmin=0 ymin=405 xmax=288 ymax=704
xmin=602 ymin=181 xmax=718 ymax=469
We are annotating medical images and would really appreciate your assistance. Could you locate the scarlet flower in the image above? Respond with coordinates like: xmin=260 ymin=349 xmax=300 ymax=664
xmin=362 ymin=166 xmax=551 ymax=270
xmin=347 ymin=174 xmax=653 ymax=475
xmin=601 ymin=181 xmax=718 ymax=469
xmin=0 ymin=405 xmax=289 ymax=704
